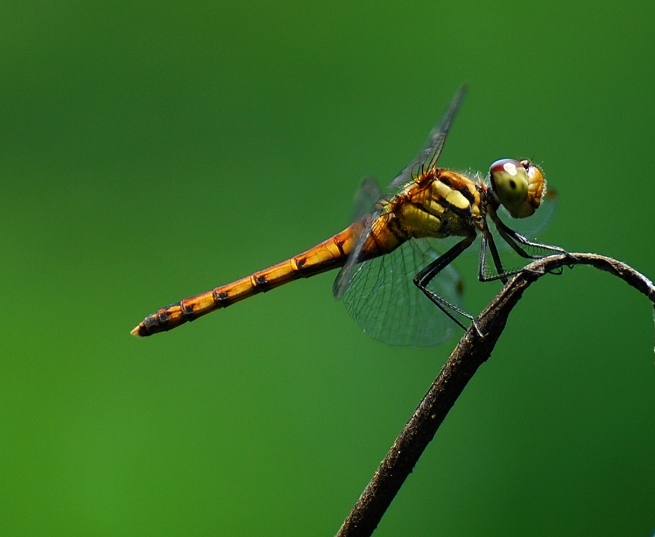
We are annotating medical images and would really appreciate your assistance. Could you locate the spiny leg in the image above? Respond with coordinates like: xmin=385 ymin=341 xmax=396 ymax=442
xmin=479 ymin=215 xmax=571 ymax=283
xmin=479 ymin=227 xmax=509 ymax=284
xmin=413 ymin=235 xmax=482 ymax=335
xmin=494 ymin=216 xmax=566 ymax=257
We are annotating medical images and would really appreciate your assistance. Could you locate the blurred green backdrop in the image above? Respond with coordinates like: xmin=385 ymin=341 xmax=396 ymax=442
xmin=1 ymin=1 xmax=654 ymax=535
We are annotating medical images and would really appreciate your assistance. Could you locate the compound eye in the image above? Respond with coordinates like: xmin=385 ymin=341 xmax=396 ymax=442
xmin=489 ymin=158 xmax=545 ymax=218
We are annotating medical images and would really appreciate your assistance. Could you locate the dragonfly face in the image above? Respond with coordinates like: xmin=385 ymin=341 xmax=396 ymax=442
xmin=489 ymin=158 xmax=546 ymax=219
xmin=132 ymin=87 xmax=564 ymax=345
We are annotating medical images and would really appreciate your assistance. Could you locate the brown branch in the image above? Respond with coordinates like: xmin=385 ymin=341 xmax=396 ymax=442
xmin=336 ymin=253 xmax=655 ymax=537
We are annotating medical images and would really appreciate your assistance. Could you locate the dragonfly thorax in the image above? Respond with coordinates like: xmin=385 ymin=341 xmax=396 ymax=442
xmin=391 ymin=168 xmax=483 ymax=241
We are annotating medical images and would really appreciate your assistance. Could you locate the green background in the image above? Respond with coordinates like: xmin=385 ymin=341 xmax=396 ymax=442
xmin=2 ymin=1 xmax=654 ymax=535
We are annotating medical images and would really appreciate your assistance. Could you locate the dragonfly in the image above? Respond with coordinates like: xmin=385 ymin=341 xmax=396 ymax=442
xmin=131 ymin=87 xmax=565 ymax=346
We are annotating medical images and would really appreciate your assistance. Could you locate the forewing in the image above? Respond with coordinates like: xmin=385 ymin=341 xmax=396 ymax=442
xmin=336 ymin=86 xmax=467 ymax=305
xmin=339 ymin=239 xmax=463 ymax=347
xmin=388 ymin=85 xmax=467 ymax=190
xmin=351 ymin=176 xmax=382 ymax=222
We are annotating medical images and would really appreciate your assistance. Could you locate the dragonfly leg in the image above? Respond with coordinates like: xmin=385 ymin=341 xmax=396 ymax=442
xmin=493 ymin=216 xmax=567 ymax=259
xmin=495 ymin=225 xmax=575 ymax=278
xmin=479 ymin=228 xmax=509 ymax=284
xmin=471 ymin=318 xmax=485 ymax=338
xmin=413 ymin=235 xmax=476 ymax=333
xmin=480 ymin=217 xmax=571 ymax=283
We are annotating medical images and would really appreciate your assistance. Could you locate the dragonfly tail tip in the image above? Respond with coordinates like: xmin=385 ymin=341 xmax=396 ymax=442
xmin=130 ymin=324 xmax=145 ymax=337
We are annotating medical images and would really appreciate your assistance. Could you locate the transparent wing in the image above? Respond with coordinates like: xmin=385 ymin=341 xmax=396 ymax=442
xmin=338 ymin=239 xmax=464 ymax=347
xmin=351 ymin=176 xmax=382 ymax=222
xmin=388 ymin=85 xmax=467 ymax=189
xmin=335 ymin=86 xmax=467 ymax=301
xmin=496 ymin=187 xmax=558 ymax=241
xmin=333 ymin=214 xmax=374 ymax=300
xmin=333 ymin=178 xmax=383 ymax=300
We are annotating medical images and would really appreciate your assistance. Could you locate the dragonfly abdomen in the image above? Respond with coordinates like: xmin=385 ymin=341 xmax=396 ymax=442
xmin=131 ymin=220 xmax=370 ymax=337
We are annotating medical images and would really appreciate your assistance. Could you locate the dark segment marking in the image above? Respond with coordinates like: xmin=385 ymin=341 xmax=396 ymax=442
xmin=334 ymin=237 xmax=347 ymax=257
xmin=181 ymin=302 xmax=196 ymax=320
xmin=254 ymin=274 xmax=270 ymax=291
xmin=144 ymin=315 xmax=160 ymax=329
xmin=213 ymin=290 xmax=231 ymax=307
xmin=293 ymin=256 xmax=310 ymax=277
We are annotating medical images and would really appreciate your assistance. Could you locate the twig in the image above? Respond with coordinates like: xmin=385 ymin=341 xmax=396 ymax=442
xmin=336 ymin=253 xmax=655 ymax=537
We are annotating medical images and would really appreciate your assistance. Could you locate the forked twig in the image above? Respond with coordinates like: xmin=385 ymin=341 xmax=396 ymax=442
xmin=336 ymin=253 xmax=655 ymax=537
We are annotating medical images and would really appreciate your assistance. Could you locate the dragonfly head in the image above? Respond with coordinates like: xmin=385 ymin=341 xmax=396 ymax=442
xmin=489 ymin=158 xmax=545 ymax=219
